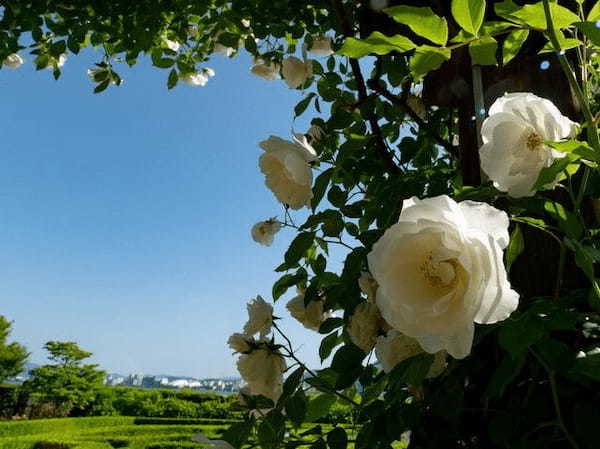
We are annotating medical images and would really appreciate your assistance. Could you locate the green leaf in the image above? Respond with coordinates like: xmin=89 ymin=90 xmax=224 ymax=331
xmin=167 ymin=69 xmax=178 ymax=90
xmin=49 ymin=40 xmax=67 ymax=57
xmin=305 ymin=393 xmax=337 ymax=422
xmin=151 ymin=49 xmax=175 ymax=69
xmin=284 ymin=232 xmax=315 ymax=266
xmin=337 ymin=32 xmax=416 ymax=58
xmin=258 ymin=411 xmax=286 ymax=449
xmin=409 ymin=46 xmax=451 ymax=80
xmin=282 ymin=367 xmax=305 ymax=398
xmin=272 ymin=269 xmax=307 ymax=301
xmin=588 ymin=1 xmax=600 ymax=21
xmin=319 ymin=331 xmax=341 ymax=362
xmin=533 ymin=152 xmax=580 ymax=191
xmin=547 ymin=139 xmax=599 ymax=162
xmin=311 ymin=168 xmax=334 ymax=211
xmin=222 ymin=420 xmax=254 ymax=449
xmin=495 ymin=0 xmax=579 ymax=29
xmin=574 ymin=21 xmax=600 ymax=47
xmin=539 ymin=30 xmax=582 ymax=53
xmin=331 ymin=344 xmax=365 ymax=374
xmin=503 ymin=29 xmax=529 ymax=65
xmin=484 ymin=354 xmax=526 ymax=399
xmin=505 ymin=224 xmax=524 ymax=273
xmin=327 ymin=427 xmax=348 ymax=449
xmin=384 ymin=5 xmax=449 ymax=45
xmin=295 ymin=93 xmax=316 ymax=117
xmin=93 ymin=79 xmax=110 ymax=94
xmin=285 ymin=392 xmax=308 ymax=427
xmin=499 ymin=313 xmax=546 ymax=359
xmin=388 ymin=353 xmax=434 ymax=385
xmin=451 ymin=0 xmax=486 ymax=36
xmin=319 ymin=317 xmax=345 ymax=334
xmin=469 ymin=36 xmax=498 ymax=65
xmin=543 ymin=200 xmax=583 ymax=239
xmin=572 ymin=352 xmax=600 ymax=382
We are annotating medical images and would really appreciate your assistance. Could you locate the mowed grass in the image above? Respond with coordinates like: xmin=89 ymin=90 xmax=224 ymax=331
xmin=0 ymin=417 xmax=407 ymax=449
xmin=0 ymin=417 xmax=233 ymax=449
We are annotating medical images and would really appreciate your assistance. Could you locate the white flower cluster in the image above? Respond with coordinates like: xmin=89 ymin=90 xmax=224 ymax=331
xmin=250 ymin=34 xmax=333 ymax=89
xmin=227 ymin=296 xmax=286 ymax=402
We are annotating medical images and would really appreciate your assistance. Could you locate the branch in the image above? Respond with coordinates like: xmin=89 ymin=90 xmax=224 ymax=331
xmin=329 ymin=0 xmax=400 ymax=174
xmin=368 ymin=81 xmax=459 ymax=159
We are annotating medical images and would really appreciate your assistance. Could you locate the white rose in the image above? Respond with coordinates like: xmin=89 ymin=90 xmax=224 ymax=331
xmin=165 ymin=38 xmax=181 ymax=52
xmin=251 ymin=60 xmax=281 ymax=81
xmin=43 ymin=54 xmax=67 ymax=70
xmin=237 ymin=348 xmax=286 ymax=401
xmin=191 ymin=434 xmax=234 ymax=449
xmin=228 ymin=333 xmax=252 ymax=353
xmin=286 ymin=289 xmax=331 ymax=331
xmin=375 ymin=330 xmax=446 ymax=378
xmin=367 ymin=195 xmax=519 ymax=359
xmin=258 ymin=134 xmax=317 ymax=210
xmin=3 ymin=53 xmax=24 ymax=69
xmin=358 ymin=272 xmax=378 ymax=303
xmin=282 ymin=56 xmax=313 ymax=89
xmin=251 ymin=219 xmax=282 ymax=246
xmin=309 ymin=35 xmax=334 ymax=56
xmin=181 ymin=68 xmax=214 ymax=87
xmin=347 ymin=302 xmax=382 ymax=352
xmin=243 ymin=296 xmax=273 ymax=339
xmin=479 ymin=92 xmax=577 ymax=198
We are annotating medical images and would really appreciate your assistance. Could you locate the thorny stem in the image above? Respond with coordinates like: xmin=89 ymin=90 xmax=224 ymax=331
xmin=530 ymin=348 xmax=581 ymax=449
xmin=273 ymin=322 xmax=360 ymax=407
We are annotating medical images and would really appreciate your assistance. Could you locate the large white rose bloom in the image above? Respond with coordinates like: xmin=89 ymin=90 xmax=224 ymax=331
xmin=3 ymin=53 xmax=24 ymax=69
xmin=286 ymin=289 xmax=331 ymax=331
xmin=258 ymin=133 xmax=317 ymax=210
xmin=282 ymin=56 xmax=313 ymax=89
xmin=251 ymin=59 xmax=281 ymax=81
xmin=251 ymin=219 xmax=282 ymax=246
xmin=227 ymin=333 xmax=252 ymax=353
xmin=367 ymin=195 xmax=519 ymax=359
xmin=191 ymin=434 xmax=234 ymax=449
xmin=347 ymin=302 xmax=382 ymax=352
xmin=479 ymin=92 xmax=577 ymax=198
xmin=375 ymin=330 xmax=446 ymax=378
xmin=237 ymin=348 xmax=286 ymax=401
xmin=309 ymin=35 xmax=334 ymax=56
xmin=243 ymin=296 xmax=273 ymax=339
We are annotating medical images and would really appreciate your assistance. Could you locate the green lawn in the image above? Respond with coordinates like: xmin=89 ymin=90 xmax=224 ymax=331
xmin=0 ymin=417 xmax=407 ymax=449
xmin=0 ymin=417 xmax=234 ymax=449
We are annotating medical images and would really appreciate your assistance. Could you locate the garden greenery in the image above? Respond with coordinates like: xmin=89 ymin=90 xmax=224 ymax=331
xmin=2 ymin=0 xmax=600 ymax=448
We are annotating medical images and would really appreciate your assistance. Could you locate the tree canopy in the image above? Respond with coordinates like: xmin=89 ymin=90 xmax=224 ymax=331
xmin=0 ymin=316 xmax=28 ymax=383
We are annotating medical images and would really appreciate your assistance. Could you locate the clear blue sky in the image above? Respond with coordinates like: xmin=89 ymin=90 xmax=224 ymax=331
xmin=0 ymin=49 xmax=340 ymax=378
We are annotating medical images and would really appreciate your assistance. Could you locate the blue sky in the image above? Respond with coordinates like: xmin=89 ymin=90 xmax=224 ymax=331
xmin=0 ymin=49 xmax=341 ymax=378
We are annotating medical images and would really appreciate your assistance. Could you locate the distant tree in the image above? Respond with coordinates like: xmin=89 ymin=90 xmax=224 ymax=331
xmin=23 ymin=341 xmax=105 ymax=417
xmin=0 ymin=316 xmax=29 ymax=383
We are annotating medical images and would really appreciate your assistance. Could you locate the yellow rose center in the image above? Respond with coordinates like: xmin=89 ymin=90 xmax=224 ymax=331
xmin=525 ymin=131 xmax=544 ymax=151
xmin=420 ymin=254 xmax=458 ymax=289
